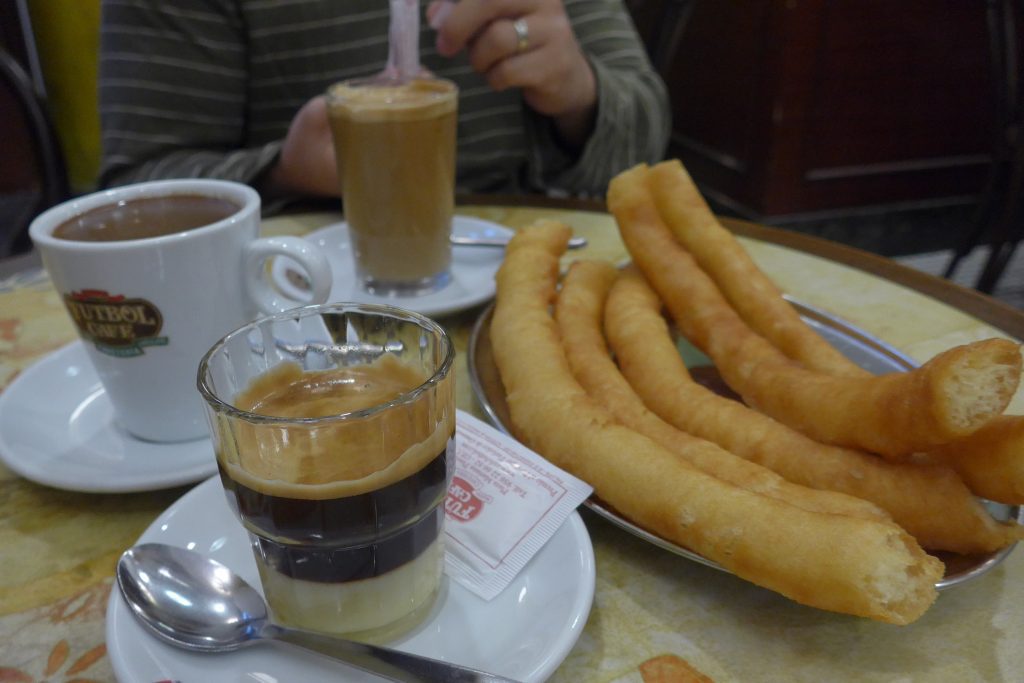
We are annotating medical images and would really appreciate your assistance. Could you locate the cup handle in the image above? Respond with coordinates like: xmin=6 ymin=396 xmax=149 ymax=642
xmin=243 ymin=236 xmax=333 ymax=314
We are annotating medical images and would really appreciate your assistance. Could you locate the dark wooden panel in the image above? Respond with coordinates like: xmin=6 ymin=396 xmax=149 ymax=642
xmin=659 ymin=0 xmax=995 ymax=218
xmin=665 ymin=1 xmax=773 ymax=173
xmin=802 ymin=1 xmax=991 ymax=176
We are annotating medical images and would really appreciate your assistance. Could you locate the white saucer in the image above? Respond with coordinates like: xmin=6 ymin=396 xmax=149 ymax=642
xmin=106 ymin=475 xmax=595 ymax=682
xmin=272 ymin=216 xmax=512 ymax=318
xmin=0 ymin=342 xmax=217 ymax=492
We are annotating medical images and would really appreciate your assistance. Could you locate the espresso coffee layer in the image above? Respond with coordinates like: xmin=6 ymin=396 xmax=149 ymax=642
xmin=221 ymin=445 xmax=448 ymax=581
xmin=223 ymin=358 xmax=454 ymax=488
xmin=53 ymin=194 xmax=239 ymax=242
xmin=252 ymin=502 xmax=445 ymax=583
xmin=222 ymin=442 xmax=449 ymax=542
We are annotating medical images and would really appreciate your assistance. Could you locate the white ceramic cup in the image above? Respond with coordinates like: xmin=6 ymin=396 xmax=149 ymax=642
xmin=29 ymin=179 xmax=332 ymax=442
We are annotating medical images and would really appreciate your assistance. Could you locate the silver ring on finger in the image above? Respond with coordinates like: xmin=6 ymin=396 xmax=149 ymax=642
xmin=512 ymin=17 xmax=529 ymax=53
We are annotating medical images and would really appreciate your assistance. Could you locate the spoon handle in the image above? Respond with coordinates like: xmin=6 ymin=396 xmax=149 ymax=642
xmin=265 ymin=624 xmax=521 ymax=683
xmin=450 ymin=235 xmax=588 ymax=250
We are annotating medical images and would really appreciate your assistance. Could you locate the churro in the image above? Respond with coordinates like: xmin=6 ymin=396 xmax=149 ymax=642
xmin=604 ymin=265 xmax=1021 ymax=553
xmin=556 ymin=259 xmax=888 ymax=521
xmin=491 ymin=220 xmax=942 ymax=624
xmin=647 ymin=159 xmax=865 ymax=377
xmin=607 ymin=164 xmax=1022 ymax=458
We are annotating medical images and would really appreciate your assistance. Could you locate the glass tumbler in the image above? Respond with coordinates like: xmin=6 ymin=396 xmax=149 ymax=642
xmin=198 ymin=302 xmax=455 ymax=642
xmin=326 ymin=77 xmax=458 ymax=297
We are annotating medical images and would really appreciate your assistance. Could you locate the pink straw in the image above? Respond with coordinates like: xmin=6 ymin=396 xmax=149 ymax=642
xmin=386 ymin=0 xmax=421 ymax=81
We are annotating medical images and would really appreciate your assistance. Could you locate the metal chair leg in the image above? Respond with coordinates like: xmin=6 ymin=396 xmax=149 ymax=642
xmin=975 ymin=136 xmax=1024 ymax=292
xmin=945 ymin=0 xmax=1016 ymax=280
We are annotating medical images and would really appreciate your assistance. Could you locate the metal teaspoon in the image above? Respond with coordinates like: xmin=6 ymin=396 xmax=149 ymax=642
xmin=116 ymin=543 xmax=520 ymax=683
xmin=450 ymin=235 xmax=588 ymax=249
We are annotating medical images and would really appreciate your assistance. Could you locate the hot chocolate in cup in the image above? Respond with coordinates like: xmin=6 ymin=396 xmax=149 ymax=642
xmin=327 ymin=77 xmax=458 ymax=297
xmin=28 ymin=179 xmax=333 ymax=442
xmin=198 ymin=302 xmax=456 ymax=642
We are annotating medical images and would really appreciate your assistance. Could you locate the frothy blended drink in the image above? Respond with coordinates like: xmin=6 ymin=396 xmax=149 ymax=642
xmin=218 ymin=356 xmax=454 ymax=642
xmin=327 ymin=78 xmax=457 ymax=296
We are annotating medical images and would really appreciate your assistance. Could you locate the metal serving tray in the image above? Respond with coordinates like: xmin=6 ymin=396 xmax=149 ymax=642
xmin=467 ymin=298 xmax=1022 ymax=590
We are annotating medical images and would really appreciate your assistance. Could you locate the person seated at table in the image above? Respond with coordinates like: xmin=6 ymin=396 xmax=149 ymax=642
xmin=97 ymin=0 xmax=670 ymax=203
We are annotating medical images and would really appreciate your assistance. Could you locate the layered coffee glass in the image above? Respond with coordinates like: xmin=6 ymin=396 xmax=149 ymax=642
xmin=327 ymin=77 xmax=458 ymax=297
xmin=198 ymin=302 xmax=455 ymax=642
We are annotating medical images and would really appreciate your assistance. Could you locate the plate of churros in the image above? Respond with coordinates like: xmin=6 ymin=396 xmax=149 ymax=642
xmin=468 ymin=299 xmax=1024 ymax=588
xmin=469 ymin=159 xmax=1024 ymax=626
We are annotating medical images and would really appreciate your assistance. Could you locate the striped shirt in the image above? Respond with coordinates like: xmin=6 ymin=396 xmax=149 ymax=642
xmin=98 ymin=0 xmax=669 ymax=199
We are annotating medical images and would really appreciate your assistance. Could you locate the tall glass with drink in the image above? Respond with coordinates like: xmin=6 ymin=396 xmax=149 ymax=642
xmin=327 ymin=77 xmax=458 ymax=297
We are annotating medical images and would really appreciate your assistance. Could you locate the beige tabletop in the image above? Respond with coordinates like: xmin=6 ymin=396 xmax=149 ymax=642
xmin=0 ymin=201 xmax=1021 ymax=682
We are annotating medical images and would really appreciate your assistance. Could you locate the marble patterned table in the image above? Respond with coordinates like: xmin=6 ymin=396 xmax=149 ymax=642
xmin=1 ymin=201 xmax=1021 ymax=682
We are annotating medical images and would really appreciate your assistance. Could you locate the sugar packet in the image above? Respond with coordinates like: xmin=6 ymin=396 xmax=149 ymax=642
xmin=444 ymin=410 xmax=594 ymax=601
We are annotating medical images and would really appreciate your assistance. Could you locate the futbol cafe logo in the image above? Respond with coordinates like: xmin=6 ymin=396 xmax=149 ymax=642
xmin=64 ymin=290 xmax=168 ymax=358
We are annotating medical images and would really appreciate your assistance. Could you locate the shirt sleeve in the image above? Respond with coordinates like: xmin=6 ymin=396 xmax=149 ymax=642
xmin=97 ymin=0 xmax=281 ymax=189
xmin=524 ymin=0 xmax=671 ymax=196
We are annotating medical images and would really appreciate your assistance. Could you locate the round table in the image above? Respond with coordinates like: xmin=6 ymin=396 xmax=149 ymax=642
xmin=1 ymin=199 xmax=1021 ymax=682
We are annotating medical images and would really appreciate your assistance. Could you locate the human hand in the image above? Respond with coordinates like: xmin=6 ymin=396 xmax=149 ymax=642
xmin=265 ymin=96 xmax=339 ymax=198
xmin=427 ymin=0 xmax=597 ymax=146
